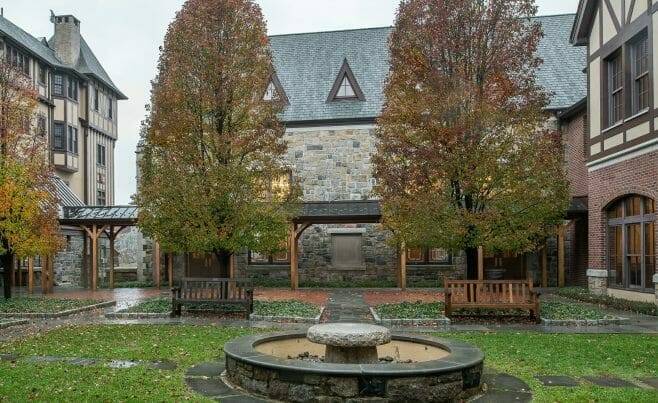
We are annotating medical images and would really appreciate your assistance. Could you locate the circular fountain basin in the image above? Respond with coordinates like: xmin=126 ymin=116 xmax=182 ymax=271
xmin=224 ymin=331 xmax=484 ymax=402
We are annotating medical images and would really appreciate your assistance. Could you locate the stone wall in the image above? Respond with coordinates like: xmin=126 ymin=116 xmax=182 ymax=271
xmin=54 ymin=229 xmax=85 ymax=286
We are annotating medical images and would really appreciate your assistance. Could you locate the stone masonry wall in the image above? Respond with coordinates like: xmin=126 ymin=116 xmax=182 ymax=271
xmin=54 ymin=230 xmax=85 ymax=286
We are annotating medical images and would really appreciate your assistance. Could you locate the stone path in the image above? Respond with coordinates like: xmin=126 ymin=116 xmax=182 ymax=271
xmin=324 ymin=289 xmax=374 ymax=323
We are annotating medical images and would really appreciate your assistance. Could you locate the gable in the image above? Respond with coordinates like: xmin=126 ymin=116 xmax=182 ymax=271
xmin=327 ymin=58 xmax=366 ymax=102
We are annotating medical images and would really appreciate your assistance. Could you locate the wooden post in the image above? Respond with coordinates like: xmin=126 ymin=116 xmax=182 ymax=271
xmin=41 ymin=256 xmax=48 ymax=294
xmin=48 ymin=256 xmax=54 ymax=293
xmin=28 ymin=256 xmax=34 ymax=294
xmin=541 ymin=240 xmax=548 ymax=288
xmin=168 ymin=253 xmax=174 ymax=287
xmin=228 ymin=253 xmax=234 ymax=280
xmin=155 ymin=242 xmax=161 ymax=289
xmin=109 ymin=230 xmax=115 ymax=290
xmin=399 ymin=242 xmax=407 ymax=290
xmin=557 ymin=225 xmax=565 ymax=288
xmin=477 ymin=246 xmax=484 ymax=281
xmin=17 ymin=258 xmax=22 ymax=287
xmin=81 ymin=224 xmax=108 ymax=291
xmin=290 ymin=224 xmax=298 ymax=290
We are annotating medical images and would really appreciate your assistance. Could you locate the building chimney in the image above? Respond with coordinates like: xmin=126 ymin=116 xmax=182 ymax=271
xmin=51 ymin=14 xmax=81 ymax=67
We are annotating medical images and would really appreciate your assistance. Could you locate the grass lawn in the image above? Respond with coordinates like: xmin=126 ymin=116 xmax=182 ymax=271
xmin=446 ymin=332 xmax=658 ymax=402
xmin=0 ymin=325 xmax=655 ymax=401
xmin=0 ymin=298 xmax=106 ymax=314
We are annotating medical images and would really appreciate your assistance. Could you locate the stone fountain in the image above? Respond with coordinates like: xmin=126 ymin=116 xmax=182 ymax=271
xmin=223 ymin=322 xmax=484 ymax=402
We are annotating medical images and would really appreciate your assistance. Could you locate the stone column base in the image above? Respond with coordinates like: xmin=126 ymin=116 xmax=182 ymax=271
xmin=586 ymin=269 xmax=608 ymax=296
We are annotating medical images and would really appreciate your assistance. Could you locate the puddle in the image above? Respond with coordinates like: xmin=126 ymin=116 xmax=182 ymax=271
xmin=106 ymin=360 xmax=140 ymax=368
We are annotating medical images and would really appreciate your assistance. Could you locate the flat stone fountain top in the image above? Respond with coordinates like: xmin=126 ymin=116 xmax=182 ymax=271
xmin=307 ymin=323 xmax=391 ymax=347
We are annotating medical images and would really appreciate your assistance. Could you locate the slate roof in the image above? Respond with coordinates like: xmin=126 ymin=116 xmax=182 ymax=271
xmin=0 ymin=15 xmax=126 ymax=99
xmin=60 ymin=206 xmax=139 ymax=225
xmin=271 ymin=14 xmax=586 ymax=123
xmin=296 ymin=200 xmax=381 ymax=224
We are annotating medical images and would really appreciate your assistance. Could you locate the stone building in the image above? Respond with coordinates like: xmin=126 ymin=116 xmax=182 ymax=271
xmin=177 ymin=15 xmax=589 ymax=287
xmin=572 ymin=0 xmax=658 ymax=303
xmin=0 ymin=11 xmax=126 ymax=287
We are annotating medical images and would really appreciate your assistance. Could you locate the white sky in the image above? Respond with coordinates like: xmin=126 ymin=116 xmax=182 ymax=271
xmin=0 ymin=0 xmax=579 ymax=204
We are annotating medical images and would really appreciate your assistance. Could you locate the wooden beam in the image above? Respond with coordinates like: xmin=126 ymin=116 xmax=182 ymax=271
xmin=154 ymin=242 xmax=161 ymax=289
xmin=109 ymin=231 xmax=115 ymax=290
xmin=48 ymin=256 xmax=54 ymax=293
xmin=228 ymin=253 xmax=234 ymax=280
xmin=28 ymin=256 xmax=34 ymax=294
xmin=477 ymin=246 xmax=484 ymax=281
xmin=399 ymin=242 xmax=407 ymax=290
xmin=541 ymin=240 xmax=548 ymax=288
xmin=557 ymin=225 xmax=565 ymax=288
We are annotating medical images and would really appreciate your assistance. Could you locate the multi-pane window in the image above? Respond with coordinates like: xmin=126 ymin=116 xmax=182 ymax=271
xmin=607 ymin=54 xmax=623 ymax=126
xmin=67 ymin=126 xmax=78 ymax=153
xmin=248 ymin=249 xmax=289 ymax=265
xmin=607 ymin=195 xmax=656 ymax=291
xmin=67 ymin=77 xmax=78 ymax=101
xmin=53 ymin=74 xmax=64 ymax=96
xmin=336 ymin=76 xmax=356 ymax=98
xmin=93 ymin=88 xmax=99 ymax=111
xmin=97 ymin=144 xmax=106 ymax=166
xmin=96 ymin=190 xmax=106 ymax=206
xmin=631 ymin=33 xmax=649 ymax=114
xmin=37 ymin=115 xmax=46 ymax=137
xmin=38 ymin=64 xmax=47 ymax=84
xmin=53 ymin=123 xmax=65 ymax=150
xmin=263 ymin=81 xmax=276 ymax=101
xmin=406 ymin=248 xmax=451 ymax=264
xmin=5 ymin=44 xmax=30 ymax=76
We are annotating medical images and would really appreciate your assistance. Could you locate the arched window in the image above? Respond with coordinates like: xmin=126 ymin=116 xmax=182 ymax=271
xmin=607 ymin=195 xmax=655 ymax=291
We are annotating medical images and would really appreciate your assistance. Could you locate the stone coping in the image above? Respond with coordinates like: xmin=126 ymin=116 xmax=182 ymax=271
xmin=0 ymin=301 xmax=116 ymax=319
xmin=105 ymin=311 xmax=172 ymax=319
xmin=223 ymin=331 xmax=484 ymax=376
xmin=541 ymin=317 xmax=630 ymax=326
xmin=370 ymin=307 xmax=451 ymax=327
xmin=249 ymin=307 xmax=324 ymax=324
xmin=0 ymin=319 xmax=29 ymax=329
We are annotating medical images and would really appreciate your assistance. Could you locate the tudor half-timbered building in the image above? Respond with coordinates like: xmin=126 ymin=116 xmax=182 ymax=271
xmin=0 ymin=11 xmax=126 ymax=286
xmin=572 ymin=0 xmax=658 ymax=302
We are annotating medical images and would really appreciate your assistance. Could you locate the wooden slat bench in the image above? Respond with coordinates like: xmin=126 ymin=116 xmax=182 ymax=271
xmin=171 ymin=277 xmax=254 ymax=318
xmin=444 ymin=279 xmax=541 ymax=323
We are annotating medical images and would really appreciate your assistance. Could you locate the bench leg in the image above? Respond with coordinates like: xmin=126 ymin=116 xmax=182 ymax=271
xmin=445 ymin=295 xmax=452 ymax=318
xmin=172 ymin=301 xmax=181 ymax=317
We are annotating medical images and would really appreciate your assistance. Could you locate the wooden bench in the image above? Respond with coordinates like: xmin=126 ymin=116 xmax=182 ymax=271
xmin=444 ymin=279 xmax=541 ymax=323
xmin=171 ymin=277 xmax=254 ymax=318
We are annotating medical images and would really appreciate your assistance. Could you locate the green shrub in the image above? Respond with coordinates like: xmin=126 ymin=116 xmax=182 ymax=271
xmin=0 ymin=298 xmax=104 ymax=313
xmin=375 ymin=301 xmax=445 ymax=319
xmin=254 ymin=300 xmax=320 ymax=317
xmin=553 ymin=287 xmax=657 ymax=316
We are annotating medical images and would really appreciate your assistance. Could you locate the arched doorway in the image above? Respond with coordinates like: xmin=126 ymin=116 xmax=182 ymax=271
xmin=607 ymin=195 xmax=656 ymax=291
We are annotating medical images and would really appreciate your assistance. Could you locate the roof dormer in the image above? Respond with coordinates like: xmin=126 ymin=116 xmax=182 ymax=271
xmin=327 ymin=58 xmax=365 ymax=102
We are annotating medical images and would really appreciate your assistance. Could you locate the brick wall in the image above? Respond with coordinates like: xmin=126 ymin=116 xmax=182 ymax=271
xmin=588 ymin=150 xmax=658 ymax=276
xmin=562 ymin=111 xmax=588 ymax=198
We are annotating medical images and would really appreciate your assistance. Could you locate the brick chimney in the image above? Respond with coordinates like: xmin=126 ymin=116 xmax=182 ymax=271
xmin=51 ymin=14 xmax=81 ymax=66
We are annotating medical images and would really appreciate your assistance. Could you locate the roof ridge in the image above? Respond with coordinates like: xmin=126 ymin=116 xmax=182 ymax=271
xmin=270 ymin=26 xmax=391 ymax=38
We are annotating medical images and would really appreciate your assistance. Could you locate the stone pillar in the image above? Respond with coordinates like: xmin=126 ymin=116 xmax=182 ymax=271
xmin=586 ymin=269 xmax=608 ymax=295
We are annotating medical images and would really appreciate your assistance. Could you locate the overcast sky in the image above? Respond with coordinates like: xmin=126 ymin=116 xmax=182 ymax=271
xmin=1 ymin=0 xmax=579 ymax=204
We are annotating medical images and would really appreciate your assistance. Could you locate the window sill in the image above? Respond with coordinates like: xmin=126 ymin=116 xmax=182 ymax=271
xmin=624 ymin=108 xmax=649 ymax=123
xmin=601 ymin=121 xmax=623 ymax=134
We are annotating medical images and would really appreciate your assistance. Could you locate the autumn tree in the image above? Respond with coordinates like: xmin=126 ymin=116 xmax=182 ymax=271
xmin=136 ymin=0 xmax=300 ymax=277
xmin=0 ymin=59 xmax=61 ymax=298
xmin=374 ymin=0 xmax=570 ymax=278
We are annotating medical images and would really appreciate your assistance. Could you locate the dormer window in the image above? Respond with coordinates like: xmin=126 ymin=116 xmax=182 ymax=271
xmin=262 ymin=69 xmax=289 ymax=105
xmin=327 ymin=58 xmax=365 ymax=102
xmin=337 ymin=76 xmax=356 ymax=98
xmin=263 ymin=81 xmax=276 ymax=101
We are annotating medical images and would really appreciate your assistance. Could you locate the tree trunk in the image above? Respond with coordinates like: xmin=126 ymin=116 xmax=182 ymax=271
xmin=465 ymin=247 xmax=478 ymax=280
xmin=214 ymin=249 xmax=231 ymax=278
xmin=0 ymin=251 xmax=12 ymax=299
